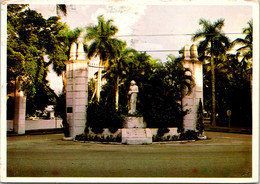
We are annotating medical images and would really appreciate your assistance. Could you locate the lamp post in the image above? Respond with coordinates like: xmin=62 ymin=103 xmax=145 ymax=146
xmin=227 ymin=110 xmax=232 ymax=128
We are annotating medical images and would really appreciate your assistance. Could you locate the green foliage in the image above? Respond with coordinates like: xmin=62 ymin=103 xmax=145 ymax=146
xmin=108 ymin=127 xmax=119 ymax=134
xmin=7 ymin=96 xmax=14 ymax=120
xmin=203 ymin=53 xmax=252 ymax=127
xmin=192 ymin=18 xmax=252 ymax=128
xmin=85 ymin=15 xmax=124 ymax=101
xmin=56 ymin=4 xmax=67 ymax=16
xmin=196 ymin=99 xmax=204 ymax=135
xmin=192 ymin=18 xmax=231 ymax=126
xmin=102 ymin=51 xmax=194 ymax=129
xmin=75 ymin=133 xmax=122 ymax=142
xmin=180 ymin=130 xmax=198 ymax=140
xmin=157 ymin=127 xmax=170 ymax=137
xmin=233 ymin=19 xmax=252 ymax=61
xmin=7 ymin=5 xmax=83 ymax=125
xmin=91 ymin=127 xmax=104 ymax=134
xmin=7 ymin=5 xmax=67 ymax=105
xmin=192 ymin=18 xmax=231 ymax=60
xmin=26 ymin=83 xmax=57 ymax=115
xmin=138 ymin=55 xmax=194 ymax=128
xmin=86 ymin=101 xmax=124 ymax=132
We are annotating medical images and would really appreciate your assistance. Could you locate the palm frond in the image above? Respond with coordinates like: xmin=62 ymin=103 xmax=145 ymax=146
xmin=213 ymin=18 xmax=225 ymax=30
xmin=56 ymin=4 xmax=67 ymax=16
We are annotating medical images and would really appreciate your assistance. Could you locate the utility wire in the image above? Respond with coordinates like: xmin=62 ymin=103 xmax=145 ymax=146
xmin=114 ymin=33 xmax=246 ymax=37
xmin=78 ymin=32 xmax=246 ymax=38
xmin=74 ymin=48 xmax=248 ymax=54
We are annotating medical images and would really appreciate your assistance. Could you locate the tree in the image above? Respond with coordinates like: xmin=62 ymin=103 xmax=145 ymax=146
xmin=191 ymin=18 xmax=231 ymax=126
xmin=46 ymin=23 xmax=82 ymax=137
xmin=233 ymin=19 xmax=252 ymax=62
xmin=7 ymin=4 xmax=72 ymax=135
xmin=56 ymin=4 xmax=67 ymax=16
xmin=51 ymin=24 xmax=83 ymax=94
xmin=84 ymin=15 xmax=122 ymax=102
xmin=196 ymin=99 xmax=204 ymax=136
xmin=164 ymin=55 xmax=195 ymax=130
xmin=7 ymin=5 xmax=54 ymax=99
xmin=137 ymin=54 xmax=194 ymax=128
xmin=214 ymin=53 xmax=252 ymax=127
xmin=103 ymin=44 xmax=137 ymax=110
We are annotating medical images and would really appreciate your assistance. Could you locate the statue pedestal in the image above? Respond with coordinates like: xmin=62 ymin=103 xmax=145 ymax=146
xmin=122 ymin=116 xmax=152 ymax=144
xmin=123 ymin=116 xmax=146 ymax=128
xmin=122 ymin=128 xmax=152 ymax=145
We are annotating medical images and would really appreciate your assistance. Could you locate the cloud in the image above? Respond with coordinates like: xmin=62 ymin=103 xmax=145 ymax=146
xmin=46 ymin=65 xmax=63 ymax=95
xmin=92 ymin=3 xmax=147 ymax=35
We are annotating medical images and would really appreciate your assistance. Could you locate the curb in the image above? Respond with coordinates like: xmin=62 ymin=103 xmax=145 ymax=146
xmin=7 ymin=128 xmax=64 ymax=136
xmin=205 ymin=127 xmax=252 ymax=134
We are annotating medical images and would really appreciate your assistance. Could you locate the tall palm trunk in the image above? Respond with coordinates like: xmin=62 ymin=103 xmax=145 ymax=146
xmin=115 ymin=75 xmax=120 ymax=111
xmin=180 ymin=83 xmax=184 ymax=131
xmin=96 ymin=59 xmax=103 ymax=102
xmin=211 ymin=47 xmax=216 ymax=127
xmin=62 ymin=70 xmax=67 ymax=94
xmin=61 ymin=70 xmax=70 ymax=137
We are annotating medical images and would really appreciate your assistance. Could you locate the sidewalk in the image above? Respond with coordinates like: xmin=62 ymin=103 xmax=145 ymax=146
xmin=204 ymin=125 xmax=252 ymax=134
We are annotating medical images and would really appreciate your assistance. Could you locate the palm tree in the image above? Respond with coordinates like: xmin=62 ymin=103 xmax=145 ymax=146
xmin=56 ymin=4 xmax=67 ymax=16
xmin=165 ymin=54 xmax=195 ymax=102
xmin=192 ymin=18 xmax=230 ymax=127
xmin=49 ymin=24 xmax=83 ymax=94
xmin=233 ymin=19 xmax=252 ymax=62
xmin=233 ymin=20 xmax=253 ymax=103
xmin=130 ymin=51 xmax=153 ymax=79
xmin=47 ymin=25 xmax=82 ymax=137
xmin=85 ymin=15 xmax=122 ymax=102
xmin=104 ymin=44 xmax=137 ymax=110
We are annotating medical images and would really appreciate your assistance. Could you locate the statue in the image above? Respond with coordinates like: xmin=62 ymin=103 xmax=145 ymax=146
xmin=128 ymin=80 xmax=139 ymax=115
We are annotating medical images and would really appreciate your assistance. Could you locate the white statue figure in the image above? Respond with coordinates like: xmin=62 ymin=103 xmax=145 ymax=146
xmin=128 ymin=80 xmax=139 ymax=115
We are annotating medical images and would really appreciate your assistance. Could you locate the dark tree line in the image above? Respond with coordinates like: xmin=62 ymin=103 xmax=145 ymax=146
xmin=7 ymin=4 xmax=252 ymax=133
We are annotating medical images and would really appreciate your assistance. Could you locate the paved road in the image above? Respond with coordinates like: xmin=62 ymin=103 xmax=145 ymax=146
xmin=7 ymin=132 xmax=252 ymax=178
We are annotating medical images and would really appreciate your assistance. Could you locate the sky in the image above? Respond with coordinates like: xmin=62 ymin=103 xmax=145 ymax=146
xmin=29 ymin=1 xmax=253 ymax=94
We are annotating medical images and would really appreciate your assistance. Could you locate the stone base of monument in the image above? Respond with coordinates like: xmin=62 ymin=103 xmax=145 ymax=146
xmin=62 ymin=137 xmax=73 ymax=141
xmin=123 ymin=116 xmax=146 ymax=128
xmin=122 ymin=128 xmax=152 ymax=145
xmin=198 ymin=136 xmax=207 ymax=140
xmin=122 ymin=116 xmax=152 ymax=144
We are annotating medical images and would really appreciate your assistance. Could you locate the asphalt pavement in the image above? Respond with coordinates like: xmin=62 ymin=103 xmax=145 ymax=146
xmin=6 ymin=131 xmax=252 ymax=179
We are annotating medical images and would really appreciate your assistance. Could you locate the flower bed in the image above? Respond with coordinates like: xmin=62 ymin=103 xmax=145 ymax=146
xmin=75 ymin=127 xmax=199 ymax=143
xmin=75 ymin=128 xmax=122 ymax=142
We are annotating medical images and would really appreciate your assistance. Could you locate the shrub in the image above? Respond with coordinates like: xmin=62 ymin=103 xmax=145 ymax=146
xmin=157 ymin=127 xmax=170 ymax=137
xmin=180 ymin=130 xmax=198 ymax=140
xmin=196 ymin=99 xmax=204 ymax=136
xmin=86 ymin=101 xmax=124 ymax=132
xmin=91 ymin=127 xmax=104 ymax=134
xmin=167 ymin=135 xmax=171 ymax=140
xmin=75 ymin=134 xmax=86 ymax=141
xmin=172 ymin=135 xmax=178 ymax=141
xmin=116 ymin=134 xmax=122 ymax=142
xmin=108 ymin=127 xmax=119 ymax=134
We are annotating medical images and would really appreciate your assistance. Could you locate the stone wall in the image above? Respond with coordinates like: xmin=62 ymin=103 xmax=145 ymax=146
xmin=150 ymin=128 xmax=179 ymax=137
xmin=87 ymin=128 xmax=121 ymax=137
xmin=7 ymin=119 xmax=63 ymax=132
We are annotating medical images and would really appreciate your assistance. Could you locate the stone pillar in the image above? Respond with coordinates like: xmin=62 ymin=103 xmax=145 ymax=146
xmin=69 ymin=42 xmax=77 ymax=60
xmin=13 ymin=91 xmax=26 ymax=134
xmin=66 ymin=42 xmax=89 ymax=138
xmin=182 ymin=44 xmax=203 ymax=131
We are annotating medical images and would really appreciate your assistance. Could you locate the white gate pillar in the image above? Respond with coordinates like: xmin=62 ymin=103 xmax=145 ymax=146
xmin=66 ymin=42 xmax=89 ymax=138
xmin=182 ymin=44 xmax=203 ymax=131
xmin=13 ymin=91 xmax=26 ymax=135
